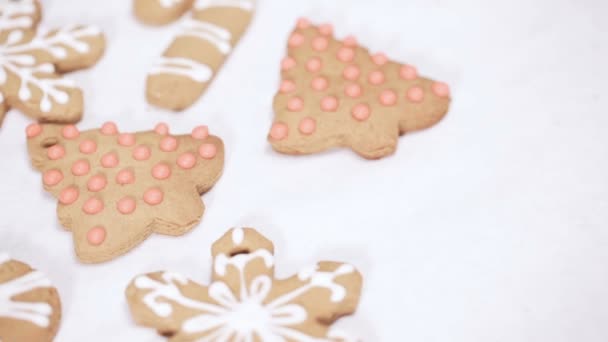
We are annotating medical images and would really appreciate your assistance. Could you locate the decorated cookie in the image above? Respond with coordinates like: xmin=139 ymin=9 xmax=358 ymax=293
xmin=26 ymin=122 xmax=225 ymax=263
xmin=0 ymin=253 xmax=62 ymax=342
xmin=126 ymin=227 xmax=362 ymax=341
xmin=0 ymin=0 xmax=105 ymax=126
xmin=135 ymin=0 xmax=255 ymax=110
xmin=269 ymin=19 xmax=451 ymax=159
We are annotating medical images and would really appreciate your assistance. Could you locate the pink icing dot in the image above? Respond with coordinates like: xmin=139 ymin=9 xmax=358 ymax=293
xmin=352 ymin=104 xmax=371 ymax=121
xmin=160 ymin=136 xmax=179 ymax=152
xmin=380 ymin=89 xmax=398 ymax=106
xmin=269 ymin=122 xmax=288 ymax=141
xmin=345 ymin=83 xmax=363 ymax=98
xmin=87 ymin=175 xmax=107 ymax=192
xmin=133 ymin=145 xmax=151 ymax=161
xmin=154 ymin=123 xmax=169 ymax=135
xmin=59 ymin=186 xmax=79 ymax=205
xmin=191 ymin=126 xmax=209 ymax=140
xmin=289 ymin=32 xmax=305 ymax=47
xmin=281 ymin=57 xmax=296 ymax=71
xmin=43 ymin=169 xmax=63 ymax=186
xmin=152 ymin=163 xmax=171 ymax=180
xmin=116 ymin=169 xmax=135 ymax=185
xmin=297 ymin=17 xmax=311 ymax=29
xmin=87 ymin=226 xmax=106 ymax=246
xmin=199 ymin=143 xmax=217 ymax=159
xmin=343 ymin=35 xmax=358 ymax=47
xmin=318 ymin=23 xmax=333 ymax=36
xmin=143 ymin=188 xmax=164 ymax=206
xmin=287 ymin=97 xmax=304 ymax=112
xmin=368 ymin=71 xmax=385 ymax=85
xmin=406 ymin=86 xmax=425 ymax=103
xmin=311 ymin=76 xmax=328 ymax=91
xmin=312 ymin=36 xmax=329 ymax=51
xmin=299 ymin=117 xmax=316 ymax=135
xmin=47 ymin=145 xmax=65 ymax=160
xmin=321 ymin=96 xmax=339 ymax=112
xmin=280 ymin=80 xmax=296 ymax=93
xmin=177 ymin=152 xmax=197 ymax=169
xmin=101 ymin=152 xmax=119 ymax=168
xmin=62 ymin=125 xmax=80 ymax=139
xmin=101 ymin=122 xmax=118 ymax=135
xmin=337 ymin=47 xmax=355 ymax=63
xmin=79 ymin=140 xmax=97 ymax=154
xmin=432 ymin=82 xmax=451 ymax=98
xmin=117 ymin=197 xmax=136 ymax=215
xmin=343 ymin=65 xmax=360 ymax=81
xmin=400 ymin=65 xmax=418 ymax=80
xmin=306 ymin=57 xmax=322 ymax=72
xmin=118 ymin=133 xmax=136 ymax=147
xmin=82 ymin=197 xmax=104 ymax=215
xmin=372 ymin=53 xmax=389 ymax=66
xmin=72 ymin=159 xmax=90 ymax=176
xmin=26 ymin=123 xmax=42 ymax=138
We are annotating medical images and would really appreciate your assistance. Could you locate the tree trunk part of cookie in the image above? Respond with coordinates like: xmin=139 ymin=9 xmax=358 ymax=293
xmin=133 ymin=0 xmax=195 ymax=26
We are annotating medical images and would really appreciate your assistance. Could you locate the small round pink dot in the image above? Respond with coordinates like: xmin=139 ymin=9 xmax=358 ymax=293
xmin=406 ymin=86 xmax=425 ymax=103
xmin=321 ymin=96 xmax=339 ymax=112
xmin=432 ymin=82 xmax=450 ymax=98
xmin=59 ymin=186 xmax=79 ymax=205
xmin=116 ymin=169 xmax=135 ymax=185
xmin=380 ymin=89 xmax=398 ymax=106
xmin=101 ymin=152 xmax=119 ymax=168
xmin=345 ymin=83 xmax=363 ymax=98
xmin=177 ymin=152 xmax=197 ymax=169
xmin=152 ymin=163 xmax=171 ymax=180
xmin=61 ymin=125 xmax=79 ymax=139
xmin=199 ymin=143 xmax=217 ymax=159
xmin=352 ymin=104 xmax=371 ymax=121
xmin=72 ymin=159 xmax=90 ymax=176
xmin=337 ymin=47 xmax=355 ymax=63
xmin=47 ymin=145 xmax=65 ymax=160
xmin=191 ymin=126 xmax=209 ymax=140
xmin=400 ymin=65 xmax=418 ymax=80
xmin=368 ymin=71 xmax=385 ymax=85
xmin=289 ymin=32 xmax=305 ymax=47
xmin=118 ymin=133 xmax=135 ymax=147
xmin=26 ymin=123 xmax=42 ymax=138
xmin=318 ymin=23 xmax=333 ymax=36
xmin=269 ymin=122 xmax=288 ymax=141
xmin=311 ymin=76 xmax=329 ymax=91
xmin=101 ymin=122 xmax=118 ymax=135
xmin=79 ymin=139 xmax=97 ymax=154
xmin=132 ymin=145 xmax=151 ymax=161
xmin=372 ymin=53 xmax=389 ymax=66
xmin=280 ymin=79 xmax=296 ymax=93
xmin=306 ymin=57 xmax=322 ymax=72
xmin=297 ymin=17 xmax=311 ymax=29
xmin=87 ymin=226 xmax=106 ymax=246
xmin=154 ymin=123 xmax=170 ymax=135
xmin=143 ymin=188 xmax=164 ymax=206
xmin=117 ymin=197 xmax=136 ymax=215
xmin=82 ymin=197 xmax=104 ymax=215
xmin=43 ymin=169 xmax=63 ymax=186
xmin=281 ymin=57 xmax=296 ymax=71
xmin=87 ymin=175 xmax=107 ymax=192
xmin=312 ymin=36 xmax=329 ymax=51
xmin=160 ymin=136 xmax=179 ymax=152
xmin=287 ymin=97 xmax=304 ymax=112
xmin=343 ymin=35 xmax=358 ymax=47
xmin=343 ymin=65 xmax=360 ymax=81
xmin=298 ymin=117 xmax=316 ymax=135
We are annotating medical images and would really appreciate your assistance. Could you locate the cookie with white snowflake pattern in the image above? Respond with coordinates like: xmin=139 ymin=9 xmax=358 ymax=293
xmin=0 ymin=0 xmax=105 ymax=126
xmin=0 ymin=253 xmax=62 ymax=342
xmin=26 ymin=122 xmax=225 ymax=263
xmin=134 ymin=0 xmax=255 ymax=110
xmin=126 ymin=227 xmax=363 ymax=341
xmin=269 ymin=18 xmax=451 ymax=159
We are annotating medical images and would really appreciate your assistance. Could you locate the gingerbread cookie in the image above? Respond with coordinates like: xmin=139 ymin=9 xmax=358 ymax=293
xmin=0 ymin=0 xmax=105 ymax=126
xmin=135 ymin=0 xmax=255 ymax=110
xmin=0 ymin=253 xmax=62 ymax=342
xmin=26 ymin=122 xmax=225 ymax=263
xmin=126 ymin=227 xmax=362 ymax=341
xmin=269 ymin=19 xmax=451 ymax=159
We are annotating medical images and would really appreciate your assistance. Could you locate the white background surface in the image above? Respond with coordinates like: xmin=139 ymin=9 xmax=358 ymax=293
xmin=0 ymin=0 xmax=607 ymax=341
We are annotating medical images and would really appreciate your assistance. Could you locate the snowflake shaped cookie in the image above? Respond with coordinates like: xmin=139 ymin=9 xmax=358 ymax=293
xmin=0 ymin=0 xmax=105 ymax=126
xmin=126 ymin=227 xmax=363 ymax=341
xmin=26 ymin=122 xmax=225 ymax=263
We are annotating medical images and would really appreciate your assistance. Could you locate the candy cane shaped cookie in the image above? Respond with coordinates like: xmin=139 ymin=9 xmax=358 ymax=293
xmin=133 ymin=0 xmax=195 ymax=25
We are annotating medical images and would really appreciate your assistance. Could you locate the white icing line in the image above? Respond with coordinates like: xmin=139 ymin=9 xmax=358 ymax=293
xmin=180 ymin=19 xmax=232 ymax=55
xmin=148 ymin=56 xmax=213 ymax=83
xmin=158 ymin=0 xmax=183 ymax=8
xmin=0 ymin=0 xmax=36 ymax=31
xmin=194 ymin=0 xmax=255 ymax=11
xmin=231 ymin=227 xmax=244 ymax=245
xmin=0 ymin=270 xmax=54 ymax=327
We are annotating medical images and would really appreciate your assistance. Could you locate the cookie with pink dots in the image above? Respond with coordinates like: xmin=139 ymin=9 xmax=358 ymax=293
xmin=0 ymin=253 xmax=62 ymax=342
xmin=269 ymin=19 xmax=451 ymax=159
xmin=26 ymin=122 xmax=225 ymax=263
xmin=126 ymin=227 xmax=362 ymax=341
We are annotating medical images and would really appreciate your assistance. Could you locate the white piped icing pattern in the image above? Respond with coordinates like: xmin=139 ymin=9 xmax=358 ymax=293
xmin=158 ymin=0 xmax=184 ymax=8
xmin=194 ymin=0 xmax=255 ymax=11
xmin=181 ymin=19 xmax=232 ymax=54
xmin=0 ymin=0 xmax=36 ymax=31
xmin=149 ymin=56 xmax=213 ymax=82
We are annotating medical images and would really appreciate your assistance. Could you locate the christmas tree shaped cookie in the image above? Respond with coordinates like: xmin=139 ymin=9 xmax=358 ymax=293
xmin=26 ymin=122 xmax=225 ymax=263
xmin=126 ymin=227 xmax=362 ymax=341
xmin=269 ymin=19 xmax=451 ymax=159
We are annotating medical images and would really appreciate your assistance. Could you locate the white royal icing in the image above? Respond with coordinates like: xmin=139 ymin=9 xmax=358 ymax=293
xmin=148 ymin=56 xmax=213 ymax=83
xmin=158 ymin=0 xmax=183 ymax=8
xmin=231 ymin=227 xmax=244 ymax=245
xmin=180 ymin=18 xmax=232 ymax=55
xmin=194 ymin=0 xmax=255 ymax=12
xmin=0 ymin=0 xmax=37 ymax=32
xmin=0 ymin=255 xmax=54 ymax=328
